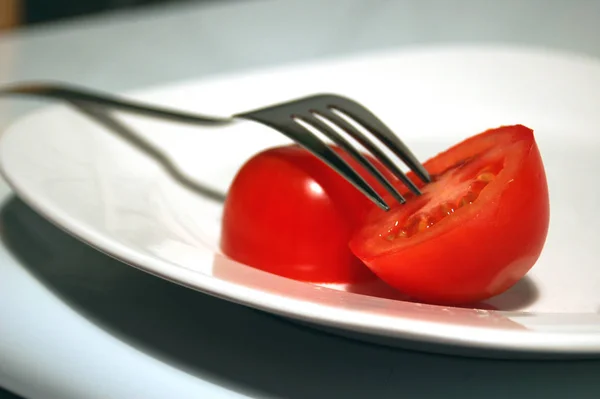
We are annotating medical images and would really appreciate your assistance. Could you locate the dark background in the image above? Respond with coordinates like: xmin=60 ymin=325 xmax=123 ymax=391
xmin=21 ymin=0 xmax=222 ymax=26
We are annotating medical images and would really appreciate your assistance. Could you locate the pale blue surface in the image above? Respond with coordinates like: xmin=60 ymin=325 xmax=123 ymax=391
xmin=1 ymin=1 xmax=600 ymax=398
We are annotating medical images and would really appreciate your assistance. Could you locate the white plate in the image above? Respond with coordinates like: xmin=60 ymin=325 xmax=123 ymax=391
xmin=2 ymin=45 xmax=600 ymax=359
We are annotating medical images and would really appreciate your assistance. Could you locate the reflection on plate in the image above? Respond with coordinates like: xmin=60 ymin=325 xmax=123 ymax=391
xmin=2 ymin=45 xmax=600 ymax=358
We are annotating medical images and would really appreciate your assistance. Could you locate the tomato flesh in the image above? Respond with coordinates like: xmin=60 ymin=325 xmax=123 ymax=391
xmin=349 ymin=125 xmax=550 ymax=305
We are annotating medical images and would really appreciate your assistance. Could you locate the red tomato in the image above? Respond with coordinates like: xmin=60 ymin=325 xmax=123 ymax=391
xmin=349 ymin=125 xmax=550 ymax=305
xmin=220 ymin=144 xmax=380 ymax=283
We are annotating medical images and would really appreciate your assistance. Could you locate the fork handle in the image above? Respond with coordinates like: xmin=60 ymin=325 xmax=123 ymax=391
xmin=0 ymin=82 xmax=233 ymax=126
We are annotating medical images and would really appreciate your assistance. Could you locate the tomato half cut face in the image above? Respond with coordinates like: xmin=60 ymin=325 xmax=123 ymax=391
xmin=349 ymin=125 xmax=550 ymax=305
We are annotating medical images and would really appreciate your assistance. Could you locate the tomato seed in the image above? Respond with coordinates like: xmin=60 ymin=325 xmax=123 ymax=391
xmin=477 ymin=172 xmax=495 ymax=182
xmin=440 ymin=202 xmax=455 ymax=216
xmin=469 ymin=180 xmax=488 ymax=193
xmin=402 ymin=216 xmax=422 ymax=237
xmin=417 ymin=217 xmax=430 ymax=232
xmin=459 ymin=193 xmax=476 ymax=207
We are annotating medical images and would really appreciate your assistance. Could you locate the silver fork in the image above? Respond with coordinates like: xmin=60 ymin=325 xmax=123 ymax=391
xmin=0 ymin=82 xmax=431 ymax=211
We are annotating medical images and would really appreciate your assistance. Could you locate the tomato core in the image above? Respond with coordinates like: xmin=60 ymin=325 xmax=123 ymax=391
xmin=385 ymin=156 xmax=505 ymax=240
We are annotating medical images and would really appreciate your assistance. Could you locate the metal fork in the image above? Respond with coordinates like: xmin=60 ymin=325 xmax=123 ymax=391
xmin=0 ymin=82 xmax=430 ymax=211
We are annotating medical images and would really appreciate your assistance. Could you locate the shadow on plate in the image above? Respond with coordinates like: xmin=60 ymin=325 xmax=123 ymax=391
xmin=482 ymin=275 xmax=539 ymax=311
xmin=1 ymin=197 xmax=598 ymax=399
xmin=340 ymin=273 xmax=539 ymax=311
xmin=75 ymin=103 xmax=227 ymax=203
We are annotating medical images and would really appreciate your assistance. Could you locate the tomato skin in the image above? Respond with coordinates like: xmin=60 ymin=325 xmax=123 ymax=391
xmin=349 ymin=125 xmax=550 ymax=305
xmin=220 ymin=144 xmax=378 ymax=283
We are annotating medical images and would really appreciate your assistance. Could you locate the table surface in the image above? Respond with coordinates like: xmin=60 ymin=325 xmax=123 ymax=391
xmin=2 ymin=1 xmax=600 ymax=398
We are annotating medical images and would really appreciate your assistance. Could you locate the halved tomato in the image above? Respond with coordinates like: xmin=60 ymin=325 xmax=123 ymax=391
xmin=220 ymin=144 xmax=381 ymax=284
xmin=349 ymin=125 xmax=550 ymax=304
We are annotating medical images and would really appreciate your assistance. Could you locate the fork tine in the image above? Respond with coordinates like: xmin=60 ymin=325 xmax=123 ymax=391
xmin=325 ymin=95 xmax=431 ymax=184
xmin=318 ymin=108 xmax=423 ymax=196
xmin=297 ymin=112 xmax=406 ymax=204
xmin=239 ymin=113 xmax=391 ymax=211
